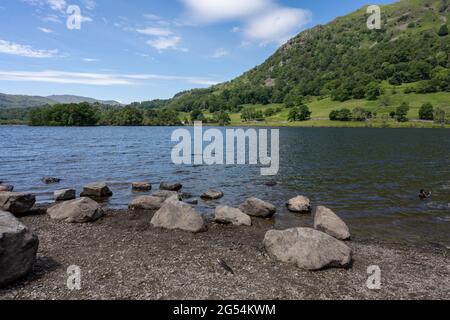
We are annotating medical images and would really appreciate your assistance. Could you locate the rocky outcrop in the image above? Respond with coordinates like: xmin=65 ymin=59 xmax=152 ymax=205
xmin=47 ymin=197 xmax=104 ymax=223
xmin=286 ymin=196 xmax=311 ymax=213
xmin=80 ymin=182 xmax=113 ymax=198
xmin=215 ymin=206 xmax=251 ymax=226
xmin=0 ymin=192 xmax=36 ymax=215
xmin=54 ymin=189 xmax=76 ymax=201
xmin=201 ymin=190 xmax=224 ymax=200
xmin=129 ymin=196 xmax=165 ymax=211
xmin=314 ymin=206 xmax=350 ymax=240
xmin=0 ymin=185 xmax=14 ymax=192
xmin=42 ymin=177 xmax=61 ymax=184
xmin=132 ymin=182 xmax=152 ymax=192
xmin=239 ymin=197 xmax=276 ymax=218
xmin=151 ymin=200 xmax=204 ymax=233
xmin=263 ymin=227 xmax=352 ymax=271
xmin=160 ymin=182 xmax=182 ymax=192
xmin=0 ymin=210 xmax=39 ymax=288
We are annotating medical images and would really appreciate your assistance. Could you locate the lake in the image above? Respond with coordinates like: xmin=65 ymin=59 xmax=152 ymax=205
xmin=1 ymin=126 xmax=449 ymax=247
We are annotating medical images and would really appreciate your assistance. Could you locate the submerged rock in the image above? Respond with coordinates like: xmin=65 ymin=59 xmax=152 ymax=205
xmin=0 ymin=192 xmax=36 ymax=215
xmin=263 ymin=227 xmax=352 ymax=271
xmin=314 ymin=206 xmax=350 ymax=240
xmin=132 ymin=182 xmax=152 ymax=192
xmin=0 ymin=185 xmax=14 ymax=192
xmin=151 ymin=200 xmax=204 ymax=233
xmin=265 ymin=180 xmax=278 ymax=187
xmin=47 ymin=197 xmax=104 ymax=223
xmin=160 ymin=182 xmax=183 ymax=192
xmin=54 ymin=189 xmax=76 ymax=201
xmin=239 ymin=197 xmax=276 ymax=218
xmin=129 ymin=196 xmax=165 ymax=211
xmin=215 ymin=205 xmax=251 ymax=226
xmin=287 ymin=196 xmax=312 ymax=213
xmin=80 ymin=182 xmax=113 ymax=198
xmin=0 ymin=210 xmax=39 ymax=288
xmin=42 ymin=177 xmax=61 ymax=184
xmin=186 ymin=198 xmax=199 ymax=205
xmin=201 ymin=190 xmax=224 ymax=200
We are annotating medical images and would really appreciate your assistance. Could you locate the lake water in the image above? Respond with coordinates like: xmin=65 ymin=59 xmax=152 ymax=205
xmin=1 ymin=126 xmax=449 ymax=247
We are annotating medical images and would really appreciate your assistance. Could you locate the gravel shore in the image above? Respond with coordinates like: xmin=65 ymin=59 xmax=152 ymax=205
xmin=1 ymin=207 xmax=449 ymax=300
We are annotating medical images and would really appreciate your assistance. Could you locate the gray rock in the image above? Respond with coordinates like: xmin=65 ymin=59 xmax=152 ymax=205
xmin=54 ymin=189 xmax=76 ymax=201
xmin=239 ymin=197 xmax=276 ymax=218
xmin=151 ymin=200 xmax=205 ymax=233
xmin=0 ymin=210 xmax=39 ymax=288
xmin=215 ymin=205 xmax=251 ymax=226
xmin=263 ymin=227 xmax=352 ymax=271
xmin=186 ymin=198 xmax=199 ymax=205
xmin=152 ymin=190 xmax=181 ymax=200
xmin=287 ymin=195 xmax=311 ymax=213
xmin=0 ymin=192 xmax=36 ymax=215
xmin=132 ymin=182 xmax=152 ymax=192
xmin=160 ymin=182 xmax=182 ymax=192
xmin=201 ymin=190 xmax=224 ymax=200
xmin=80 ymin=182 xmax=112 ymax=198
xmin=314 ymin=206 xmax=350 ymax=240
xmin=42 ymin=177 xmax=61 ymax=184
xmin=47 ymin=197 xmax=104 ymax=223
xmin=129 ymin=196 xmax=165 ymax=211
xmin=0 ymin=185 xmax=14 ymax=192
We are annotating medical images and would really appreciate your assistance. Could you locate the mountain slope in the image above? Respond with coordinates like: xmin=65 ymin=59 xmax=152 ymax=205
xmin=167 ymin=0 xmax=450 ymax=112
xmin=46 ymin=95 xmax=122 ymax=106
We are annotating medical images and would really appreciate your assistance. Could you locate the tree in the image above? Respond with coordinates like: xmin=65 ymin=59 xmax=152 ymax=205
xmin=329 ymin=108 xmax=352 ymax=121
xmin=352 ymin=107 xmax=370 ymax=121
xmin=438 ymin=24 xmax=449 ymax=37
xmin=365 ymin=82 xmax=381 ymax=100
xmin=190 ymin=109 xmax=205 ymax=122
xmin=288 ymin=105 xmax=311 ymax=121
xmin=214 ymin=111 xmax=231 ymax=126
xmin=395 ymin=102 xmax=410 ymax=122
xmin=419 ymin=103 xmax=434 ymax=120
xmin=434 ymin=107 xmax=447 ymax=124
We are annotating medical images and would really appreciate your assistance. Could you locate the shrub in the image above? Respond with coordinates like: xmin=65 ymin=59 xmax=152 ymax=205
xmin=419 ymin=103 xmax=434 ymax=120
xmin=288 ymin=105 xmax=311 ymax=121
xmin=395 ymin=102 xmax=410 ymax=122
xmin=329 ymin=108 xmax=352 ymax=121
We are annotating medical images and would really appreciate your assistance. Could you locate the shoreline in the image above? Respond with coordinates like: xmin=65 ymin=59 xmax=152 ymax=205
xmin=1 ymin=207 xmax=448 ymax=300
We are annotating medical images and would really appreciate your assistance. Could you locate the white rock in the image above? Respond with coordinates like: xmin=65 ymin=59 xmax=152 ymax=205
xmin=239 ymin=197 xmax=276 ymax=218
xmin=314 ymin=206 xmax=350 ymax=240
xmin=151 ymin=200 xmax=204 ymax=233
xmin=215 ymin=205 xmax=251 ymax=226
xmin=287 ymin=195 xmax=311 ymax=213
xmin=47 ymin=197 xmax=104 ymax=223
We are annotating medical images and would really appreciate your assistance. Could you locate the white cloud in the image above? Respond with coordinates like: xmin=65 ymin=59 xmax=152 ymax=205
xmin=147 ymin=36 xmax=181 ymax=52
xmin=136 ymin=27 xmax=173 ymax=37
xmin=47 ymin=0 xmax=66 ymax=11
xmin=181 ymin=0 xmax=270 ymax=23
xmin=39 ymin=27 xmax=53 ymax=33
xmin=84 ymin=0 xmax=96 ymax=10
xmin=244 ymin=8 xmax=311 ymax=44
xmin=82 ymin=58 xmax=98 ymax=62
xmin=212 ymin=48 xmax=229 ymax=58
xmin=0 ymin=40 xmax=58 ymax=58
xmin=0 ymin=70 xmax=220 ymax=86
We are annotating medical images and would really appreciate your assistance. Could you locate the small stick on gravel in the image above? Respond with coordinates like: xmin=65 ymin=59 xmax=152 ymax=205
xmin=217 ymin=259 xmax=234 ymax=275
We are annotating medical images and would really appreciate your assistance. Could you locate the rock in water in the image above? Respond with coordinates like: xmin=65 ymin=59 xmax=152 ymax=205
xmin=160 ymin=182 xmax=182 ymax=192
xmin=239 ymin=197 xmax=276 ymax=218
xmin=80 ymin=182 xmax=113 ymax=198
xmin=314 ymin=206 xmax=350 ymax=240
xmin=132 ymin=182 xmax=152 ymax=192
xmin=47 ymin=197 xmax=104 ymax=223
xmin=0 ymin=210 xmax=39 ymax=287
xmin=151 ymin=200 xmax=204 ymax=233
xmin=263 ymin=227 xmax=352 ymax=271
xmin=42 ymin=177 xmax=61 ymax=184
xmin=54 ymin=189 xmax=76 ymax=201
xmin=0 ymin=185 xmax=14 ymax=192
xmin=0 ymin=192 xmax=36 ymax=215
xmin=215 ymin=205 xmax=252 ymax=226
xmin=286 ymin=196 xmax=311 ymax=213
xmin=129 ymin=196 xmax=165 ymax=211
xmin=201 ymin=190 xmax=224 ymax=200
xmin=152 ymin=190 xmax=181 ymax=200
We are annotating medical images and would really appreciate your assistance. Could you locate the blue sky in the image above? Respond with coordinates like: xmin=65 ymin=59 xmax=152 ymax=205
xmin=0 ymin=0 xmax=396 ymax=103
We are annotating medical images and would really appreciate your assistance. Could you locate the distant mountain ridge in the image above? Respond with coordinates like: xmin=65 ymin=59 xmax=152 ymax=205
xmin=0 ymin=93 xmax=122 ymax=109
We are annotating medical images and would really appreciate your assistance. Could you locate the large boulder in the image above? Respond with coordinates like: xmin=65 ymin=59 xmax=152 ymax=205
xmin=215 ymin=206 xmax=251 ymax=226
xmin=286 ymin=196 xmax=311 ymax=213
xmin=132 ymin=182 xmax=152 ymax=192
xmin=0 ymin=192 xmax=36 ymax=215
xmin=151 ymin=200 xmax=205 ymax=233
xmin=314 ymin=206 xmax=350 ymax=240
xmin=129 ymin=196 xmax=165 ymax=211
xmin=239 ymin=197 xmax=276 ymax=218
xmin=201 ymin=190 xmax=224 ymax=200
xmin=47 ymin=197 xmax=104 ymax=223
xmin=160 ymin=182 xmax=182 ymax=192
xmin=0 ymin=210 xmax=39 ymax=288
xmin=54 ymin=189 xmax=76 ymax=201
xmin=0 ymin=185 xmax=14 ymax=192
xmin=263 ymin=227 xmax=352 ymax=271
xmin=80 ymin=182 xmax=113 ymax=198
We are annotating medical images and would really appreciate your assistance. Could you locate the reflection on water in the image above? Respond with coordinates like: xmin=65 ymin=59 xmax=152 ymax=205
xmin=0 ymin=126 xmax=449 ymax=247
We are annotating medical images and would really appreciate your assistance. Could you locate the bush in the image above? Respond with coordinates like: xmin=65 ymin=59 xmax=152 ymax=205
xmin=352 ymin=107 xmax=371 ymax=121
xmin=438 ymin=24 xmax=449 ymax=37
xmin=419 ymin=103 xmax=434 ymax=120
xmin=395 ymin=102 xmax=410 ymax=122
xmin=213 ymin=111 xmax=231 ymax=126
xmin=329 ymin=108 xmax=352 ymax=121
xmin=288 ymin=105 xmax=311 ymax=121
